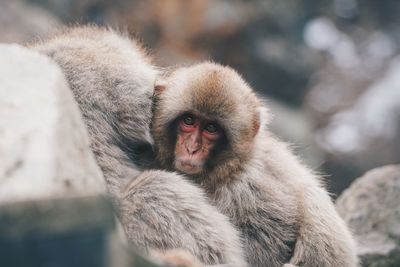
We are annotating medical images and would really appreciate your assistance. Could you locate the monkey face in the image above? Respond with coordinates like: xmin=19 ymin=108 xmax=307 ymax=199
xmin=174 ymin=112 xmax=223 ymax=174
xmin=152 ymin=62 xmax=263 ymax=182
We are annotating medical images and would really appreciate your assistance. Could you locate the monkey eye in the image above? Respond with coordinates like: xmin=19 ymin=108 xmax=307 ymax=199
xmin=205 ymin=123 xmax=219 ymax=134
xmin=182 ymin=114 xmax=195 ymax=125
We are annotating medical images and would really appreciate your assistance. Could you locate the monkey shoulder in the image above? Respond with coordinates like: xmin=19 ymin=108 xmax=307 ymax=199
xmin=31 ymin=26 xmax=157 ymax=100
xmin=32 ymin=26 xmax=157 ymax=146
xmin=255 ymin=135 xmax=325 ymax=188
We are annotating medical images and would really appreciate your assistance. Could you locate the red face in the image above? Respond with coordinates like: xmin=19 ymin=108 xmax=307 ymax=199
xmin=174 ymin=113 xmax=223 ymax=174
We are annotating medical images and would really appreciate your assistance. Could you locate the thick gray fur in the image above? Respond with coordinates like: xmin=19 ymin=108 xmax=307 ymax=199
xmin=31 ymin=26 xmax=246 ymax=267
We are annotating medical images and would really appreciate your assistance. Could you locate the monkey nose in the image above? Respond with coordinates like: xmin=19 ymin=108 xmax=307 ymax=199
xmin=186 ymin=146 xmax=199 ymax=155
xmin=186 ymin=134 xmax=202 ymax=155
xmin=186 ymin=142 xmax=201 ymax=155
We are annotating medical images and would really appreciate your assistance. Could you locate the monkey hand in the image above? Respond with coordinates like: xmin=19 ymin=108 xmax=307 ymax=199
xmin=151 ymin=249 xmax=204 ymax=267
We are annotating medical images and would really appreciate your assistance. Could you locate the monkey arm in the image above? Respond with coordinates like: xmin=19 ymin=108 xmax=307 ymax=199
xmin=120 ymin=170 xmax=247 ymax=267
xmin=286 ymin=183 xmax=359 ymax=267
xmin=259 ymin=137 xmax=359 ymax=267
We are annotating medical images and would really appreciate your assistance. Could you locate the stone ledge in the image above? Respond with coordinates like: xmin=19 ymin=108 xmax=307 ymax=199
xmin=0 ymin=44 xmax=105 ymax=204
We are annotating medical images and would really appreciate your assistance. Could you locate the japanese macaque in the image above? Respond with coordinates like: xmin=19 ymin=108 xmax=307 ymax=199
xmin=152 ymin=62 xmax=359 ymax=267
xmin=30 ymin=26 xmax=246 ymax=267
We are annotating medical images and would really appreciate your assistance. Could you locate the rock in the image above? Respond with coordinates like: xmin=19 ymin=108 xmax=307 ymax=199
xmin=0 ymin=44 xmax=105 ymax=204
xmin=336 ymin=165 xmax=400 ymax=267
xmin=0 ymin=44 xmax=111 ymax=266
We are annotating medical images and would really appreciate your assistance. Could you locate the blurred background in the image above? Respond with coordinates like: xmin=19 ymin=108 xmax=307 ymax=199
xmin=2 ymin=0 xmax=399 ymax=196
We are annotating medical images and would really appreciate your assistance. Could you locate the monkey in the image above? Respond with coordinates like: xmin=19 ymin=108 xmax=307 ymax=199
xmin=30 ymin=26 xmax=247 ymax=267
xmin=152 ymin=62 xmax=359 ymax=267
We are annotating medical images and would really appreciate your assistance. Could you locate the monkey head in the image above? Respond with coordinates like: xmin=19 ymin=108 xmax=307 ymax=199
xmin=152 ymin=62 xmax=266 ymax=188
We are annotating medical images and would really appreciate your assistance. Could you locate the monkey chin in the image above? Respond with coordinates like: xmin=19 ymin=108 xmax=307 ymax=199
xmin=174 ymin=159 xmax=203 ymax=175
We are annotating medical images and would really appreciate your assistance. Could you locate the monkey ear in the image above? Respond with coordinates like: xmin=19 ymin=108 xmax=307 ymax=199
xmin=252 ymin=114 xmax=260 ymax=137
xmin=252 ymin=105 xmax=271 ymax=137
xmin=154 ymin=85 xmax=165 ymax=97
xmin=153 ymin=80 xmax=167 ymax=101
xmin=154 ymin=79 xmax=167 ymax=96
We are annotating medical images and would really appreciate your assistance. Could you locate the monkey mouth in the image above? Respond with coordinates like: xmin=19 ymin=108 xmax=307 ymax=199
xmin=175 ymin=159 xmax=202 ymax=174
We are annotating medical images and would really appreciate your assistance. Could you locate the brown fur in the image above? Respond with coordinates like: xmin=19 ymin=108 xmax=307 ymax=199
xmin=153 ymin=62 xmax=359 ymax=267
